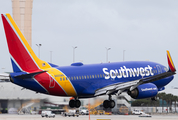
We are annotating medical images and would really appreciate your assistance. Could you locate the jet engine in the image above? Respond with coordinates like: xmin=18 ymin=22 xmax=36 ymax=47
xmin=128 ymin=83 xmax=158 ymax=99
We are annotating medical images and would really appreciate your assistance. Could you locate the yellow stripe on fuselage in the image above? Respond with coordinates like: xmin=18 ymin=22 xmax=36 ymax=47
xmin=45 ymin=68 xmax=77 ymax=96
xmin=6 ymin=14 xmax=51 ymax=70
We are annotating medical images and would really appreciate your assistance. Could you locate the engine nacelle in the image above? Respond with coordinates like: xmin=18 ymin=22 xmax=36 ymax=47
xmin=128 ymin=83 xmax=158 ymax=99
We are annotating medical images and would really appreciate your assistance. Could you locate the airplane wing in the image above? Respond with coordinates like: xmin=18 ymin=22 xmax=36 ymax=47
xmin=94 ymin=50 xmax=176 ymax=96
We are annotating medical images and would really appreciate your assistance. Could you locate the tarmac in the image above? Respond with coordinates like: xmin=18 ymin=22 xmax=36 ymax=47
xmin=0 ymin=114 xmax=178 ymax=120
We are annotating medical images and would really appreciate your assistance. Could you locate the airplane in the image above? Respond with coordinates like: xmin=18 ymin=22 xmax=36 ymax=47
xmin=1 ymin=13 xmax=176 ymax=108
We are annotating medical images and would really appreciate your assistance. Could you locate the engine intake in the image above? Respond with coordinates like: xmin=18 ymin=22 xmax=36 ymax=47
xmin=128 ymin=83 xmax=158 ymax=99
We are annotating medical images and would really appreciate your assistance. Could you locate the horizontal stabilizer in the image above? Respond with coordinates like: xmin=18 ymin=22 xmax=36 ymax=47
xmin=14 ymin=71 xmax=47 ymax=79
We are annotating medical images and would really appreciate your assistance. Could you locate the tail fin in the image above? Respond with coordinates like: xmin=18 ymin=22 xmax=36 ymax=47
xmin=1 ymin=14 xmax=51 ymax=72
xmin=167 ymin=50 xmax=176 ymax=72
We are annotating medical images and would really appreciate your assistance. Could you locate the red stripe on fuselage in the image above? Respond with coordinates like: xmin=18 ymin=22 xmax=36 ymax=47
xmin=2 ymin=15 xmax=38 ymax=72
xmin=34 ymin=73 xmax=67 ymax=96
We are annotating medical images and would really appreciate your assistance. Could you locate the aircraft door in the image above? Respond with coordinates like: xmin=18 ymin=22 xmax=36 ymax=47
xmin=49 ymin=74 xmax=55 ymax=88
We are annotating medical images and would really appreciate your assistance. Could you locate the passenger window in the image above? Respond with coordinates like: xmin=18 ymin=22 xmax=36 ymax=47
xmin=95 ymin=75 xmax=97 ymax=78
xmin=71 ymin=77 xmax=73 ymax=80
xmin=74 ymin=77 xmax=76 ymax=80
xmin=63 ymin=78 xmax=65 ymax=81
xmin=100 ymin=74 xmax=102 ymax=78
xmin=76 ymin=76 xmax=78 ymax=80
xmin=79 ymin=76 xmax=81 ymax=79
xmin=90 ymin=75 xmax=92 ymax=79
xmin=60 ymin=78 xmax=62 ymax=81
xmin=92 ymin=75 xmax=94 ymax=78
xmin=85 ymin=76 xmax=87 ymax=79
xmin=87 ymin=75 xmax=89 ymax=79
xmin=98 ymin=74 xmax=100 ymax=78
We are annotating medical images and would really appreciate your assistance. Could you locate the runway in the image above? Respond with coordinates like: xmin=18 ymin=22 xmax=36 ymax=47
xmin=0 ymin=114 xmax=177 ymax=120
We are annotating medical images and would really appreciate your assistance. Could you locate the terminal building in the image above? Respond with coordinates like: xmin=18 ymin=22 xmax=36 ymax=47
xmin=0 ymin=76 xmax=70 ymax=114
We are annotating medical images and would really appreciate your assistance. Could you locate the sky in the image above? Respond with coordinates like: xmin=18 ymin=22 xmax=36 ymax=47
xmin=0 ymin=0 xmax=178 ymax=89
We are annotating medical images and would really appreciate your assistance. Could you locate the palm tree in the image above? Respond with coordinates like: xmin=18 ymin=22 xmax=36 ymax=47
xmin=157 ymin=92 xmax=166 ymax=113
xmin=172 ymin=96 xmax=178 ymax=113
xmin=166 ymin=94 xmax=173 ymax=113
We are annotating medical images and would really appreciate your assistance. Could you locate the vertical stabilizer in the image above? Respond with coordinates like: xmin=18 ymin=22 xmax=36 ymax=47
xmin=1 ymin=14 xmax=51 ymax=72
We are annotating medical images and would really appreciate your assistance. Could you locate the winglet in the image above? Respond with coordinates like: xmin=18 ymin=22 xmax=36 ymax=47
xmin=167 ymin=50 xmax=176 ymax=72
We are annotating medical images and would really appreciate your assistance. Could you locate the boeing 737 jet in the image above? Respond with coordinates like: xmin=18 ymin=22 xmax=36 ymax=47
xmin=1 ymin=13 xmax=176 ymax=108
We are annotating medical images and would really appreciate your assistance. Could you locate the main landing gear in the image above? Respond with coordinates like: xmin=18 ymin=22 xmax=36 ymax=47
xmin=69 ymin=98 xmax=81 ymax=108
xmin=103 ymin=95 xmax=115 ymax=108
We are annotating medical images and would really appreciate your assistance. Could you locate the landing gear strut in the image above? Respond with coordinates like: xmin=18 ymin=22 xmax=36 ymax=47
xmin=69 ymin=98 xmax=81 ymax=108
xmin=103 ymin=95 xmax=115 ymax=108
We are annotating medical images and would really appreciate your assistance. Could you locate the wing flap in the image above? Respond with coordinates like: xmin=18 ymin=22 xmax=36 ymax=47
xmin=95 ymin=80 xmax=139 ymax=96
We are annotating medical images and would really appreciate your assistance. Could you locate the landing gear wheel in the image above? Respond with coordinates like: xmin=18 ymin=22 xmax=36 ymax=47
xmin=75 ymin=100 xmax=81 ymax=108
xmin=103 ymin=100 xmax=109 ymax=108
xmin=69 ymin=99 xmax=75 ymax=108
xmin=69 ymin=99 xmax=81 ymax=108
xmin=109 ymin=100 xmax=115 ymax=108
xmin=103 ymin=100 xmax=115 ymax=108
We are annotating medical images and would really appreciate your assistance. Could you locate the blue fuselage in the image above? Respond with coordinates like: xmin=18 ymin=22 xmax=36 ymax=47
xmin=55 ymin=61 xmax=173 ymax=97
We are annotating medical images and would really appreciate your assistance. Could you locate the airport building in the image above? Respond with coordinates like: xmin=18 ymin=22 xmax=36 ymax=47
xmin=0 ymin=79 xmax=70 ymax=114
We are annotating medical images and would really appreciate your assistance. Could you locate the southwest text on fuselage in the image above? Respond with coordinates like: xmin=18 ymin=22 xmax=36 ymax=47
xmin=103 ymin=65 xmax=154 ymax=79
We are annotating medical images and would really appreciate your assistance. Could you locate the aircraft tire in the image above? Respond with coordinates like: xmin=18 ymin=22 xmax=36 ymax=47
xmin=103 ymin=100 xmax=109 ymax=108
xmin=75 ymin=100 xmax=81 ymax=108
xmin=109 ymin=100 xmax=115 ymax=108
xmin=69 ymin=99 xmax=75 ymax=108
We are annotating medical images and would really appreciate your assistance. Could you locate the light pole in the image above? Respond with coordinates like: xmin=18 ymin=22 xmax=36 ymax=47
xmin=36 ymin=44 xmax=42 ymax=58
xmin=106 ymin=47 xmax=111 ymax=63
xmin=50 ymin=51 xmax=52 ymax=63
xmin=123 ymin=50 xmax=125 ymax=61
xmin=73 ymin=46 xmax=77 ymax=63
